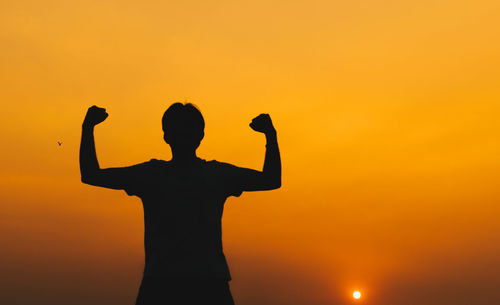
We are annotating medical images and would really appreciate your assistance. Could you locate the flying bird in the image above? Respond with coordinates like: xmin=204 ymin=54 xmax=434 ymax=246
xmin=57 ymin=141 xmax=62 ymax=146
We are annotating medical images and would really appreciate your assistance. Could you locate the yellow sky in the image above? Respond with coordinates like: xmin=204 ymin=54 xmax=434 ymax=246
xmin=1 ymin=1 xmax=500 ymax=304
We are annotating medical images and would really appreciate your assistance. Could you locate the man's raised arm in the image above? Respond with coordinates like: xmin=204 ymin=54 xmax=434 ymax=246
xmin=79 ymin=106 xmax=127 ymax=189
xmin=232 ymin=113 xmax=281 ymax=192
xmin=252 ymin=113 xmax=281 ymax=189
xmin=79 ymin=105 xmax=109 ymax=184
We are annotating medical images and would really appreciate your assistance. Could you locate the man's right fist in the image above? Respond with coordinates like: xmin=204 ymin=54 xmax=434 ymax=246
xmin=249 ymin=113 xmax=275 ymax=135
xmin=83 ymin=105 xmax=108 ymax=127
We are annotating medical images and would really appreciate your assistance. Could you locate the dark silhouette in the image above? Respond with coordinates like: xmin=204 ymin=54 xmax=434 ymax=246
xmin=79 ymin=103 xmax=281 ymax=305
xmin=57 ymin=141 xmax=62 ymax=146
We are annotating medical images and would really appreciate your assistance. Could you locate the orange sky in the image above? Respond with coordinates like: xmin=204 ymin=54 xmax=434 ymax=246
xmin=1 ymin=1 xmax=500 ymax=304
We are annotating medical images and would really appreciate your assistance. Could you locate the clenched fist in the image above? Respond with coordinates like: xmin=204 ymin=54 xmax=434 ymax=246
xmin=83 ymin=105 xmax=108 ymax=128
xmin=250 ymin=113 xmax=276 ymax=135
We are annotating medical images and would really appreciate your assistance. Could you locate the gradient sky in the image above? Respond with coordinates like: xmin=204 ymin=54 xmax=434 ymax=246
xmin=1 ymin=1 xmax=500 ymax=304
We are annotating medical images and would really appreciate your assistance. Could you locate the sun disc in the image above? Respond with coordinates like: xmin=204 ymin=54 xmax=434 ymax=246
xmin=353 ymin=291 xmax=361 ymax=299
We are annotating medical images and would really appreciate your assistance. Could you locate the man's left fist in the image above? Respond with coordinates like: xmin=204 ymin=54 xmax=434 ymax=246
xmin=249 ymin=113 xmax=276 ymax=135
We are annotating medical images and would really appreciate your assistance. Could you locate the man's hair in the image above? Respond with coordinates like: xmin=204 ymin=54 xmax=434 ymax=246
xmin=162 ymin=103 xmax=205 ymax=147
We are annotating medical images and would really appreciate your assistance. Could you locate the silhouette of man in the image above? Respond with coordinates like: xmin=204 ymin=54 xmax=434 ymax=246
xmin=79 ymin=103 xmax=281 ymax=305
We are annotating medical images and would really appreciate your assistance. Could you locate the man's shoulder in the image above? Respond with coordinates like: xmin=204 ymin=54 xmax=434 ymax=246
xmin=204 ymin=160 xmax=245 ymax=177
xmin=131 ymin=158 xmax=169 ymax=170
xmin=148 ymin=158 xmax=169 ymax=165
xmin=205 ymin=159 xmax=237 ymax=168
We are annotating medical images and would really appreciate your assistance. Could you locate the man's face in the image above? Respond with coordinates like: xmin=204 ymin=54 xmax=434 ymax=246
xmin=163 ymin=126 xmax=204 ymax=151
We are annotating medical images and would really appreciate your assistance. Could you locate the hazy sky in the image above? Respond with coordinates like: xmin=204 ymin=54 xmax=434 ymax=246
xmin=1 ymin=1 xmax=500 ymax=304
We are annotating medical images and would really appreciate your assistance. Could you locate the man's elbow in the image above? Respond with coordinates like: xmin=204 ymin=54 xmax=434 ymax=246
xmin=81 ymin=175 xmax=91 ymax=185
xmin=275 ymin=179 xmax=282 ymax=189
xmin=262 ymin=172 xmax=281 ymax=190
xmin=81 ymin=172 xmax=98 ymax=185
xmin=269 ymin=178 xmax=281 ymax=190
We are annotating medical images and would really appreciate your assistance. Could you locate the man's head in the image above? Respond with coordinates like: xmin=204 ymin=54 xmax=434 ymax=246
xmin=162 ymin=103 xmax=205 ymax=152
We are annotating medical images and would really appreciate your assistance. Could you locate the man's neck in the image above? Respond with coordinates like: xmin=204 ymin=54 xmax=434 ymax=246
xmin=170 ymin=149 xmax=199 ymax=164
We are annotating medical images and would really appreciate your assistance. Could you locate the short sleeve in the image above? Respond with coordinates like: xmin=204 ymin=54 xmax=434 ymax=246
xmin=121 ymin=160 xmax=154 ymax=197
xmin=213 ymin=161 xmax=251 ymax=198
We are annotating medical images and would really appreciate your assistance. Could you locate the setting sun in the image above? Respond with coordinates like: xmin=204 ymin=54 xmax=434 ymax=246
xmin=353 ymin=291 xmax=361 ymax=300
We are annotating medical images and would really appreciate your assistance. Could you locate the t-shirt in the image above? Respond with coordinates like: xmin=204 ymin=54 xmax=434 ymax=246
xmin=118 ymin=158 xmax=248 ymax=280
